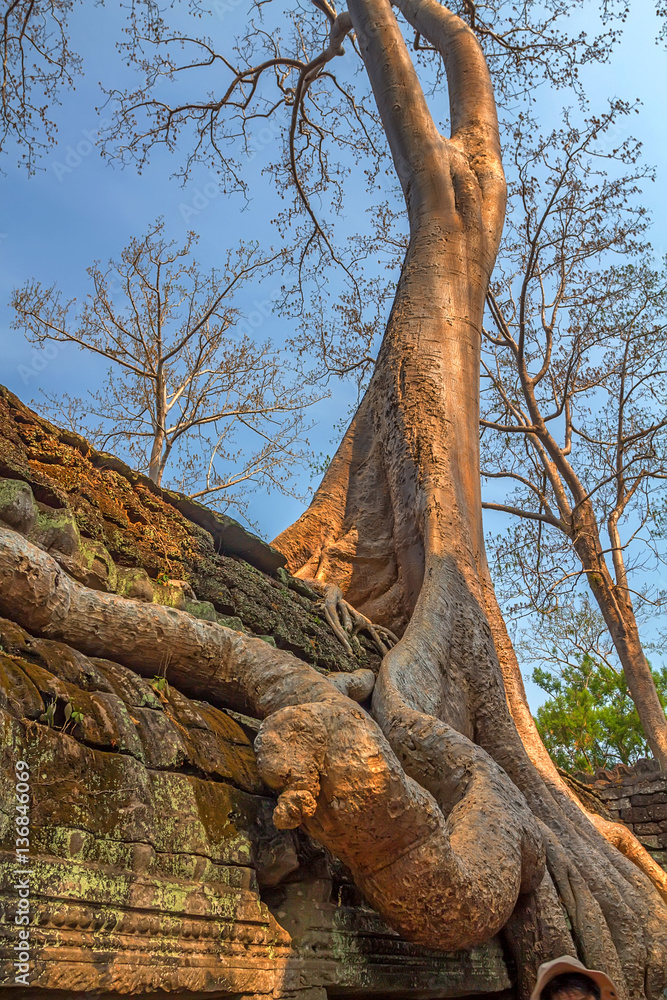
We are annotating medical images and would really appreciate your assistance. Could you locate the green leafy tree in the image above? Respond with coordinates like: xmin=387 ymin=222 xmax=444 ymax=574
xmin=533 ymin=654 xmax=667 ymax=773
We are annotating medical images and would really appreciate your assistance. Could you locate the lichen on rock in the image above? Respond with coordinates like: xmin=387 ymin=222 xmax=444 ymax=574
xmin=0 ymin=385 xmax=380 ymax=675
xmin=0 ymin=389 xmax=512 ymax=999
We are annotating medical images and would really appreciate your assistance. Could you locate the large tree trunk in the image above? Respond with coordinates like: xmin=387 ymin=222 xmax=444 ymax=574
xmin=274 ymin=1 xmax=667 ymax=995
xmin=1 ymin=1 xmax=663 ymax=996
xmin=570 ymin=514 xmax=667 ymax=768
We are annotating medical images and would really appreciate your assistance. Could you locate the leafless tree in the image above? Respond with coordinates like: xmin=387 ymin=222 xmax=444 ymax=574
xmin=11 ymin=220 xmax=318 ymax=516
xmin=1 ymin=0 xmax=83 ymax=172
xmin=517 ymin=594 xmax=621 ymax=678
xmin=3 ymin=1 xmax=666 ymax=994
xmin=479 ymin=106 xmax=667 ymax=768
xmin=515 ymin=591 xmax=662 ymax=702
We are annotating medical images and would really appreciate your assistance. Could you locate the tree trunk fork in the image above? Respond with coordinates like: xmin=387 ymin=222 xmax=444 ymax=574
xmin=273 ymin=1 xmax=667 ymax=995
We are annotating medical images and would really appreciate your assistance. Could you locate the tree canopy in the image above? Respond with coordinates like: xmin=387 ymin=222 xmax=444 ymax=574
xmin=534 ymin=654 xmax=667 ymax=773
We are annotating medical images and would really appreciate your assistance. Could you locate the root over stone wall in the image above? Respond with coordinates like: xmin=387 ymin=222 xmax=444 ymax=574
xmin=0 ymin=388 xmax=512 ymax=999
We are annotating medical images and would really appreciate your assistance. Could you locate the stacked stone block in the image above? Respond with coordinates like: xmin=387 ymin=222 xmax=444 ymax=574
xmin=575 ymin=759 xmax=667 ymax=871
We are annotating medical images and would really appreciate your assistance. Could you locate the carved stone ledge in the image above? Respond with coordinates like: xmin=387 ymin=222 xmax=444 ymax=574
xmin=0 ymin=853 xmax=293 ymax=996
xmin=0 ymin=855 xmax=510 ymax=998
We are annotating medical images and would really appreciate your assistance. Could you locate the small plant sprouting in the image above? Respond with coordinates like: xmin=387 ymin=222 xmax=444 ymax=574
xmin=38 ymin=698 xmax=84 ymax=734
xmin=64 ymin=701 xmax=85 ymax=734
xmin=39 ymin=698 xmax=56 ymax=727
xmin=156 ymin=569 xmax=170 ymax=586
xmin=150 ymin=652 xmax=171 ymax=699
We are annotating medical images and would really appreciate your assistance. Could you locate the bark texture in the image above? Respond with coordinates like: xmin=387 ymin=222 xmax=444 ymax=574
xmin=273 ymin=1 xmax=667 ymax=996
xmin=2 ymin=1 xmax=665 ymax=996
xmin=0 ymin=524 xmax=543 ymax=951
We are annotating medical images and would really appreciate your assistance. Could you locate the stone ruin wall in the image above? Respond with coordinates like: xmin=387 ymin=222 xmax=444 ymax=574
xmin=0 ymin=387 xmax=512 ymax=1000
xmin=573 ymin=760 xmax=667 ymax=872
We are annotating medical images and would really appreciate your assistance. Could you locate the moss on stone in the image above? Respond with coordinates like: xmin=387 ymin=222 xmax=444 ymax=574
xmin=0 ymin=386 xmax=378 ymax=673
xmin=31 ymin=504 xmax=81 ymax=556
xmin=0 ymin=476 xmax=38 ymax=533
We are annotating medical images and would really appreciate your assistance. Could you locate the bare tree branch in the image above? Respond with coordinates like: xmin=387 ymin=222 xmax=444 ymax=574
xmin=11 ymin=219 xmax=322 ymax=516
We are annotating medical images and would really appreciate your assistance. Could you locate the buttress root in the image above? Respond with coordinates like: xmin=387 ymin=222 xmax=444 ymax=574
xmin=305 ymin=580 xmax=399 ymax=657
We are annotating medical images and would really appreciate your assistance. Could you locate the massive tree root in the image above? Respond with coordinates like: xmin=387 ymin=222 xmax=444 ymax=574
xmin=0 ymin=524 xmax=543 ymax=952
xmin=3 ymin=1 xmax=665 ymax=997
xmin=258 ymin=701 xmax=543 ymax=950
xmin=272 ymin=0 xmax=667 ymax=996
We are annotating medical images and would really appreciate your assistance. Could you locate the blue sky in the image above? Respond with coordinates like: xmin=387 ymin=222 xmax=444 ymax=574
xmin=1 ymin=2 xmax=665 ymax=709
xmin=0 ymin=1 xmax=367 ymax=540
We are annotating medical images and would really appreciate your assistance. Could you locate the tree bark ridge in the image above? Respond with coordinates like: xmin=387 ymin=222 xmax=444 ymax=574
xmin=0 ymin=523 xmax=545 ymax=953
xmin=273 ymin=2 xmax=667 ymax=995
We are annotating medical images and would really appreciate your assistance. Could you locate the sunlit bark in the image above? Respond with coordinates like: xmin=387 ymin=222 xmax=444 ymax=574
xmin=274 ymin=1 xmax=667 ymax=995
xmin=3 ymin=0 xmax=665 ymax=994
